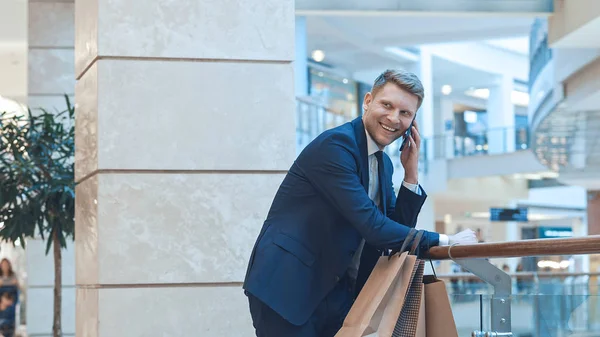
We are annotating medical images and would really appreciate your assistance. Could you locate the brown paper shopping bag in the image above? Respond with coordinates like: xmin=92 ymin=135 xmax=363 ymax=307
xmin=335 ymin=230 xmax=420 ymax=337
xmin=363 ymin=230 xmax=459 ymax=337
xmin=376 ymin=230 xmax=425 ymax=337
xmin=416 ymin=287 xmax=426 ymax=337
xmin=335 ymin=252 xmax=411 ymax=337
xmin=423 ymin=275 xmax=458 ymax=337
xmin=372 ymin=254 xmax=418 ymax=336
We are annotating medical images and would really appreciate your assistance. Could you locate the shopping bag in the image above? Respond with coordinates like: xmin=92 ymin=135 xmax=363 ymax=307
xmin=389 ymin=258 xmax=425 ymax=337
xmin=335 ymin=230 xmax=419 ymax=337
xmin=416 ymin=287 xmax=426 ymax=337
xmin=423 ymin=275 xmax=458 ymax=337
xmin=370 ymin=253 xmax=418 ymax=336
xmin=370 ymin=230 xmax=460 ymax=337
xmin=375 ymin=230 xmax=425 ymax=337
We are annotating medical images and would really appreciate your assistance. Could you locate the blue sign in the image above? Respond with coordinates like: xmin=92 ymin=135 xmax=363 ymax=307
xmin=490 ymin=208 xmax=528 ymax=222
xmin=538 ymin=227 xmax=572 ymax=239
xmin=445 ymin=120 xmax=453 ymax=131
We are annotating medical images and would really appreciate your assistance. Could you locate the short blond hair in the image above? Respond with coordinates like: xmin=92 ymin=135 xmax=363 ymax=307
xmin=372 ymin=69 xmax=424 ymax=109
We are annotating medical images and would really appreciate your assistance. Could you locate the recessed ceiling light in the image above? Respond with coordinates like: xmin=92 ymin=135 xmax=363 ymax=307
xmin=311 ymin=50 xmax=325 ymax=62
xmin=441 ymin=85 xmax=452 ymax=95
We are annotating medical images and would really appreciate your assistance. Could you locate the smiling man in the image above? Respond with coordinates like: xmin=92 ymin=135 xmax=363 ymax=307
xmin=243 ymin=69 xmax=477 ymax=337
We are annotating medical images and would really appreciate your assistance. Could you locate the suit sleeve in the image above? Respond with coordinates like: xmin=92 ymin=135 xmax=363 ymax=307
xmin=296 ymin=136 xmax=439 ymax=251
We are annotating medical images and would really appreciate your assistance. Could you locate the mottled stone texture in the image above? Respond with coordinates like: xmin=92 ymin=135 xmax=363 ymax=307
xmin=74 ymin=0 xmax=295 ymax=335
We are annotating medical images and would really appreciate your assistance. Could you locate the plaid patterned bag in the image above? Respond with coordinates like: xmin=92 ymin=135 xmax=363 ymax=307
xmin=392 ymin=258 xmax=425 ymax=337
xmin=392 ymin=230 xmax=459 ymax=337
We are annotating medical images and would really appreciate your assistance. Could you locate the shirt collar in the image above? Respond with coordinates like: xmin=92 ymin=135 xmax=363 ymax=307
xmin=364 ymin=127 xmax=383 ymax=156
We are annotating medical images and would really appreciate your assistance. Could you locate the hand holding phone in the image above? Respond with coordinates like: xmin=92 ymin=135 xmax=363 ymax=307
xmin=399 ymin=116 xmax=416 ymax=152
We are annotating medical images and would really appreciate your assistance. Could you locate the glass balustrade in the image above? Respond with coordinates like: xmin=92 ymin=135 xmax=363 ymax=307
xmin=296 ymin=99 xmax=530 ymax=163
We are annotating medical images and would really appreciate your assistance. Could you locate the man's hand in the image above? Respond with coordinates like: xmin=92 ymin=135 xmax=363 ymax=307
xmin=400 ymin=119 xmax=420 ymax=184
xmin=448 ymin=229 xmax=478 ymax=245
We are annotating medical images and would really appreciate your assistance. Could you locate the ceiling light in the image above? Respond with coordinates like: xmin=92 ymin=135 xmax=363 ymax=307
xmin=464 ymin=88 xmax=530 ymax=107
xmin=312 ymin=50 xmax=325 ymax=62
xmin=540 ymin=171 xmax=559 ymax=178
xmin=537 ymin=260 xmax=571 ymax=269
xmin=511 ymin=90 xmax=530 ymax=107
xmin=383 ymin=47 xmax=420 ymax=62
xmin=465 ymin=88 xmax=490 ymax=100
xmin=441 ymin=85 xmax=452 ymax=95
xmin=523 ymin=173 xmax=543 ymax=180
xmin=342 ymin=78 xmax=349 ymax=84
xmin=464 ymin=110 xmax=478 ymax=123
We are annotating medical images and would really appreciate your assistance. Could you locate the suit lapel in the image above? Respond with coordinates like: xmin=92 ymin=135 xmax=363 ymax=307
xmin=352 ymin=118 xmax=369 ymax=194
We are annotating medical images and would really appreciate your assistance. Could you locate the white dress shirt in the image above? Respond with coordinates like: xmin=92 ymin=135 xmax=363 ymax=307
xmin=349 ymin=129 xmax=447 ymax=279
xmin=364 ymin=130 xmax=449 ymax=246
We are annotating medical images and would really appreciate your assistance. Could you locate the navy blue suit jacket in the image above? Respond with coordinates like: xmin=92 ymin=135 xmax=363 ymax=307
xmin=243 ymin=117 xmax=439 ymax=326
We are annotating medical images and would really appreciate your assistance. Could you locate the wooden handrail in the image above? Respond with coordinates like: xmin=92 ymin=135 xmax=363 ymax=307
xmin=427 ymin=235 xmax=600 ymax=260
xmin=435 ymin=272 xmax=600 ymax=280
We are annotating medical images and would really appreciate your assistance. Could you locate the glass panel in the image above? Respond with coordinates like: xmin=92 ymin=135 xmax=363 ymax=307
xmin=449 ymin=292 xmax=600 ymax=337
xmin=308 ymin=67 xmax=358 ymax=120
xmin=442 ymin=256 xmax=600 ymax=337
xmin=448 ymin=293 xmax=485 ymax=336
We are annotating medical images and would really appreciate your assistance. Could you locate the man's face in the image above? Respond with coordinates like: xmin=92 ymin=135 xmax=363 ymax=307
xmin=362 ymin=83 xmax=419 ymax=149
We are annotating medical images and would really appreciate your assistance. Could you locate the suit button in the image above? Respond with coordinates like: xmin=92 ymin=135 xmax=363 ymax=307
xmin=335 ymin=276 xmax=340 ymax=282
xmin=349 ymin=251 xmax=355 ymax=257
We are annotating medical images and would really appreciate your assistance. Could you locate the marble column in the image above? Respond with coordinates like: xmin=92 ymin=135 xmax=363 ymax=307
xmin=435 ymin=96 xmax=454 ymax=159
xmin=27 ymin=1 xmax=76 ymax=336
xmin=587 ymin=191 xmax=600 ymax=237
xmin=416 ymin=49 xmax=435 ymax=162
xmin=487 ymin=75 xmax=515 ymax=154
xmin=295 ymin=16 xmax=309 ymax=98
xmin=74 ymin=0 xmax=295 ymax=336
xmin=28 ymin=0 xmax=75 ymax=111
xmin=587 ymin=191 xmax=600 ymax=274
xmin=0 ymin=0 xmax=26 ymax=105
xmin=587 ymin=190 xmax=600 ymax=327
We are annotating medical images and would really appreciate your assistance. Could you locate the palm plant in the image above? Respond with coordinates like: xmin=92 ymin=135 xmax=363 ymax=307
xmin=0 ymin=95 xmax=75 ymax=337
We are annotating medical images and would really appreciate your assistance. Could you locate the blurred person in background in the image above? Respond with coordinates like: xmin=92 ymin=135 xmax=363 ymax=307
xmin=0 ymin=292 xmax=15 ymax=337
xmin=0 ymin=259 xmax=18 ymax=288
xmin=0 ymin=259 xmax=18 ymax=337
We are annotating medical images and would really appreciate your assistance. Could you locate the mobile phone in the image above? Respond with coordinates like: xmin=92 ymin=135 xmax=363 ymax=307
xmin=399 ymin=115 xmax=417 ymax=152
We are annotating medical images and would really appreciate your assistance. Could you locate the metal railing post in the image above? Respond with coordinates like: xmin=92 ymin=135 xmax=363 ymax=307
xmin=453 ymin=258 xmax=512 ymax=337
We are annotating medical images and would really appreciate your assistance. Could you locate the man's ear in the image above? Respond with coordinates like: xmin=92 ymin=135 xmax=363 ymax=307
xmin=363 ymin=92 xmax=373 ymax=111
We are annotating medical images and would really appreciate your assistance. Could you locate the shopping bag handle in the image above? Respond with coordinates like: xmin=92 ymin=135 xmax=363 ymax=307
xmin=396 ymin=229 xmax=439 ymax=278
xmin=410 ymin=231 xmax=441 ymax=279
xmin=397 ymin=228 xmax=418 ymax=254
xmin=389 ymin=228 xmax=424 ymax=259
xmin=408 ymin=230 xmax=425 ymax=256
